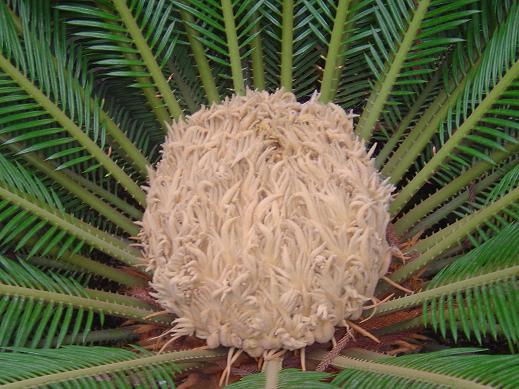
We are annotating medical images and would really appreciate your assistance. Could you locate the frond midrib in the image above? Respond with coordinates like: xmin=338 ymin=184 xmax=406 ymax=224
xmin=391 ymin=58 xmax=519 ymax=214
xmin=309 ymin=352 xmax=488 ymax=389
xmin=0 ymin=349 xmax=226 ymax=389
xmin=0 ymin=183 xmax=141 ymax=266
xmin=0 ymin=52 xmax=146 ymax=205
xmin=111 ymin=0 xmax=182 ymax=120
xmin=0 ymin=282 xmax=172 ymax=325
xmin=356 ymin=0 xmax=432 ymax=140
xmin=389 ymin=186 xmax=519 ymax=283
xmin=372 ymin=264 xmax=519 ymax=316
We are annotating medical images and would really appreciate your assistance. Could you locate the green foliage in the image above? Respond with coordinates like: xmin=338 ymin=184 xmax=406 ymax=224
xmin=332 ymin=348 xmax=519 ymax=388
xmin=432 ymin=4 xmax=519 ymax=173
xmin=0 ymin=152 xmax=141 ymax=265
xmin=326 ymin=0 xmax=377 ymax=107
xmin=0 ymin=256 xmax=101 ymax=348
xmin=389 ymin=3 xmax=519 ymax=214
xmin=383 ymin=1 xmax=517 ymax=186
xmin=368 ymin=225 xmax=519 ymax=348
xmin=356 ymin=0 xmax=477 ymax=140
xmin=0 ymin=153 xmax=83 ymax=257
xmin=175 ymin=0 xmax=262 ymax=70
xmin=1 ymin=1 xmax=105 ymax=171
xmin=227 ymin=349 xmax=519 ymax=388
xmin=0 ymin=1 xmax=146 ymax=204
xmin=59 ymin=0 xmax=179 ymax=80
xmin=0 ymin=346 xmax=183 ymax=388
xmin=0 ymin=0 xmax=517 ymax=387
xmin=0 ymin=252 xmax=172 ymax=340
xmin=423 ymin=224 xmax=519 ymax=345
xmin=487 ymin=164 xmax=519 ymax=204
xmin=226 ymin=369 xmax=336 ymax=389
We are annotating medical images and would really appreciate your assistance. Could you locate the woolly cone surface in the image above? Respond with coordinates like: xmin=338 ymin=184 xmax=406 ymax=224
xmin=140 ymin=90 xmax=393 ymax=358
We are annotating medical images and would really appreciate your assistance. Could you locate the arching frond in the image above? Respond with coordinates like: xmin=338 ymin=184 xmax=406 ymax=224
xmin=0 ymin=347 xmax=226 ymax=388
xmin=423 ymin=224 xmax=519 ymax=344
xmin=226 ymin=368 xmax=336 ymax=388
xmin=57 ymin=0 xmax=183 ymax=125
xmin=0 ymin=1 xmax=146 ymax=204
xmin=0 ymin=153 xmax=141 ymax=265
xmin=0 ymin=256 xmax=103 ymax=348
xmin=388 ymin=183 xmax=518 ymax=285
xmin=486 ymin=164 xmax=519 ymax=204
xmin=0 ymin=255 xmax=171 ymax=349
xmin=372 ymin=225 xmax=519 ymax=345
xmin=356 ymin=0 xmax=478 ymax=140
xmin=229 ymin=349 xmax=519 ymax=388
xmin=331 ymin=348 xmax=519 ymax=388
xmin=400 ymin=150 xmax=519 ymax=237
xmin=382 ymin=1 xmax=515 ymax=184
xmin=175 ymin=0 xmax=264 ymax=95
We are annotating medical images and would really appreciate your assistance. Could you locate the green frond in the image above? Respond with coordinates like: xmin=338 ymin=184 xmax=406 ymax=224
xmin=221 ymin=0 xmax=246 ymax=94
xmin=236 ymin=349 xmax=519 ymax=388
xmin=314 ymin=0 xmax=351 ymax=103
xmin=384 ymin=3 xmax=518 ymax=195
xmin=63 ymin=166 xmax=143 ymax=220
xmin=0 ymin=256 xmax=103 ymax=348
xmin=166 ymin=52 xmax=203 ymax=112
xmin=0 ymin=154 xmax=81 ymax=257
xmin=280 ymin=0 xmax=294 ymax=91
xmin=375 ymin=68 xmax=442 ymax=167
xmin=291 ymin=2 xmax=322 ymax=98
xmin=401 ymin=144 xmax=519 ymax=248
xmin=332 ymin=0 xmax=378 ymax=108
xmin=175 ymin=0 xmax=264 ymax=95
xmin=57 ymin=0 xmax=183 ymax=125
xmin=250 ymin=15 xmax=266 ymax=90
xmin=177 ymin=4 xmax=220 ymax=103
xmin=50 ymin=326 xmax=140 ymax=347
xmin=380 ymin=1 xmax=514 ymax=182
xmin=373 ymin=225 xmax=519 ymax=345
xmin=388 ymin=185 xmax=518 ymax=283
xmin=0 ymin=153 xmax=141 ymax=265
xmin=395 ymin=143 xmax=519 ymax=236
xmin=111 ymin=0 xmax=182 ymax=117
xmin=226 ymin=368 xmax=336 ymax=388
xmin=0 ymin=256 xmax=172 ymax=346
xmin=27 ymin=256 xmax=95 ymax=285
xmin=486 ymin=164 xmax=519 ymax=204
xmin=56 ymin=2 xmax=170 ymax=133
xmin=95 ymin=76 xmax=166 ymax=148
xmin=308 ymin=0 xmax=376 ymax=105
xmin=330 ymin=348 xmax=519 ymax=388
xmin=23 ymin=247 xmax=146 ymax=288
xmin=259 ymin=0 xmax=322 ymax=97
xmin=7 ymin=0 xmax=149 ymax=177
xmin=0 ymin=141 xmax=138 ymax=235
xmin=448 ymin=180 xmax=519 ymax=247
xmin=0 ymin=2 xmax=146 ymax=204
xmin=356 ymin=0 xmax=477 ymax=140
xmin=423 ymin=224 xmax=519 ymax=344
xmin=391 ymin=65 xmax=519 ymax=214
xmin=0 ymin=347 xmax=226 ymax=388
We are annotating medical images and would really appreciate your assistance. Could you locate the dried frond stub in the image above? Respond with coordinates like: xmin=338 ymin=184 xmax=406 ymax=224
xmin=140 ymin=89 xmax=393 ymax=357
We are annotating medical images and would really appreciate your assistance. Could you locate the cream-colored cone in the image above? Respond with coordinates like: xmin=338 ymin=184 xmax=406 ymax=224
xmin=140 ymin=89 xmax=393 ymax=357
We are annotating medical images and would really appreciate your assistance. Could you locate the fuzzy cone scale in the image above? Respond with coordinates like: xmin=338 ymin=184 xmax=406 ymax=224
xmin=140 ymin=90 xmax=393 ymax=357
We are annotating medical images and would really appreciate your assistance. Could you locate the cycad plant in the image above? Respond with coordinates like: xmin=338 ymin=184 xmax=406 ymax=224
xmin=0 ymin=0 xmax=518 ymax=387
